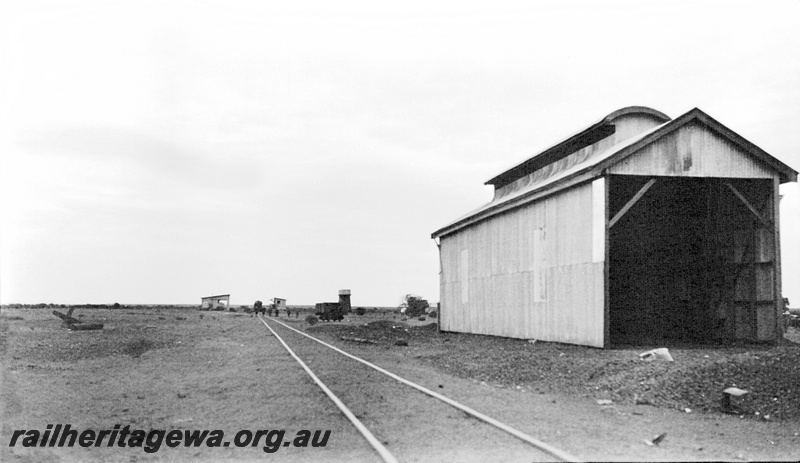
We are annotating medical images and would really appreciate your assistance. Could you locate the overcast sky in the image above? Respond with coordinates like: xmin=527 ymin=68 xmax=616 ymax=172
xmin=1 ymin=0 xmax=798 ymax=307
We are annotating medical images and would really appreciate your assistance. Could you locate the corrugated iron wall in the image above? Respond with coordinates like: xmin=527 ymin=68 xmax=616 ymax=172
xmin=439 ymin=181 xmax=605 ymax=347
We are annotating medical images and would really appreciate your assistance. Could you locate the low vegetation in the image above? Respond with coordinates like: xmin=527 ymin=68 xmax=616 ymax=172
xmin=398 ymin=294 xmax=429 ymax=318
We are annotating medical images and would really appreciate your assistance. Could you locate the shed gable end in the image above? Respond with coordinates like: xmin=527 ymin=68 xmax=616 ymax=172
xmin=607 ymin=120 xmax=775 ymax=179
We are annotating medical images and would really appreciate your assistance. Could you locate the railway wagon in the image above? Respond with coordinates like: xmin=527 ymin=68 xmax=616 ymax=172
xmin=315 ymin=302 xmax=344 ymax=321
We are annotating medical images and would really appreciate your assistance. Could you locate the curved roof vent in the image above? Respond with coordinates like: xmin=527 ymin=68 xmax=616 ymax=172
xmin=486 ymin=106 xmax=671 ymax=188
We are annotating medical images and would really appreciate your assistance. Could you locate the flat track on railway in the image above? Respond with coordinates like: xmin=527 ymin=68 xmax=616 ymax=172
xmin=259 ymin=315 xmax=579 ymax=462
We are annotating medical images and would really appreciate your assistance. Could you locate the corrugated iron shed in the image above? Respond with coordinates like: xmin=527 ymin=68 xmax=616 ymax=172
xmin=433 ymin=107 xmax=797 ymax=347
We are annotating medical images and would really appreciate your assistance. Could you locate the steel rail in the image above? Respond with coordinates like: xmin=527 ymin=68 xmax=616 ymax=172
xmin=262 ymin=316 xmax=581 ymax=463
xmin=257 ymin=316 xmax=398 ymax=463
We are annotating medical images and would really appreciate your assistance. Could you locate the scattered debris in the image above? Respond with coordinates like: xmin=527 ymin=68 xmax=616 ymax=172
xmin=52 ymin=309 xmax=104 ymax=331
xmin=639 ymin=348 xmax=674 ymax=362
xmin=68 ymin=322 xmax=105 ymax=331
xmin=52 ymin=308 xmax=81 ymax=325
xmin=597 ymin=399 xmax=614 ymax=405
xmin=298 ymin=317 xmax=800 ymax=421
xmin=340 ymin=336 xmax=377 ymax=344
xmin=644 ymin=433 xmax=667 ymax=446
xmin=528 ymin=339 xmax=537 ymax=345
xmin=724 ymin=387 xmax=749 ymax=396
xmin=395 ymin=339 xmax=409 ymax=347
xmin=722 ymin=387 xmax=749 ymax=414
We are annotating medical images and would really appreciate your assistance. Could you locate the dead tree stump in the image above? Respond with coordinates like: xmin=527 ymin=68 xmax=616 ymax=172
xmin=52 ymin=310 xmax=103 ymax=330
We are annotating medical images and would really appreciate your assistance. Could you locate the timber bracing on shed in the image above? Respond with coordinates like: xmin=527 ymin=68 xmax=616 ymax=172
xmin=432 ymin=107 xmax=797 ymax=348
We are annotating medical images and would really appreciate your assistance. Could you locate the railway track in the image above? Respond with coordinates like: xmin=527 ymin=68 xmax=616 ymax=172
xmin=257 ymin=315 xmax=580 ymax=463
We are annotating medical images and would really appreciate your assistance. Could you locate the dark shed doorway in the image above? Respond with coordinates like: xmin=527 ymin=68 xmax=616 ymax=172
xmin=607 ymin=174 xmax=778 ymax=345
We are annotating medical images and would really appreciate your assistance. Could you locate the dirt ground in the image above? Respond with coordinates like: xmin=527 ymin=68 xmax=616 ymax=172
xmin=2 ymin=307 xmax=799 ymax=462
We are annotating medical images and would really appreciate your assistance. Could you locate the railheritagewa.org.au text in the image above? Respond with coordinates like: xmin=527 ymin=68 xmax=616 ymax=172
xmin=9 ymin=424 xmax=331 ymax=453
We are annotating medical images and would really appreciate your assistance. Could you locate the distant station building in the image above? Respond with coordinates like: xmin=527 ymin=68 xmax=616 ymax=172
xmin=200 ymin=294 xmax=230 ymax=310
xmin=432 ymin=106 xmax=797 ymax=348
xmin=272 ymin=298 xmax=287 ymax=311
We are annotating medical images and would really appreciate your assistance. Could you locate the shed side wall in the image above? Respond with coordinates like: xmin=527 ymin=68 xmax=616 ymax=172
xmin=440 ymin=182 xmax=605 ymax=347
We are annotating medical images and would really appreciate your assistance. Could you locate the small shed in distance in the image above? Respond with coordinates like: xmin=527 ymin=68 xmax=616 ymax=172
xmin=432 ymin=107 xmax=797 ymax=348
xmin=201 ymin=294 xmax=230 ymax=310
xmin=272 ymin=298 xmax=287 ymax=311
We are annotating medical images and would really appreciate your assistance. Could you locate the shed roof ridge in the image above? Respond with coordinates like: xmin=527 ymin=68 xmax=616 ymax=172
xmin=432 ymin=107 xmax=798 ymax=239
xmin=484 ymin=106 xmax=671 ymax=186
xmin=434 ymin=120 xmax=668 ymax=237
